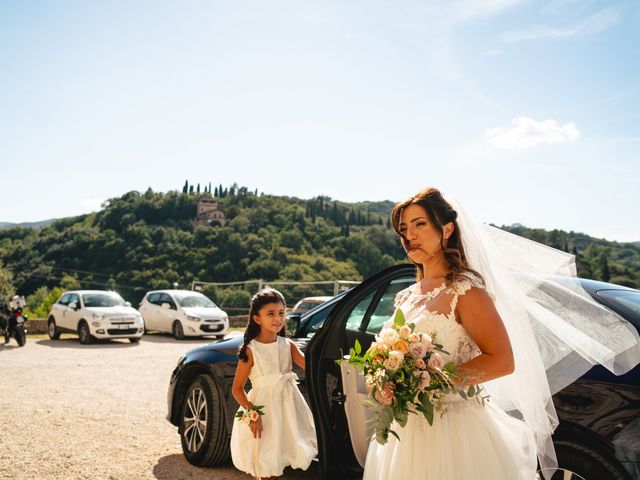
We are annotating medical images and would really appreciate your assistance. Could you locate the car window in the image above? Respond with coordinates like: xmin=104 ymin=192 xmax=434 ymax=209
xmin=69 ymin=294 xmax=80 ymax=306
xmin=160 ymin=293 xmax=174 ymax=307
xmin=173 ymin=293 xmax=216 ymax=308
xmin=58 ymin=294 xmax=71 ymax=306
xmin=346 ymin=291 xmax=376 ymax=331
xmin=597 ymin=290 xmax=640 ymax=327
xmin=302 ymin=302 xmax=337 ymax=338
xmin=365 ymin=277 xmax=415 ymax=334
xmin=82 ymin=293 xmax=127 ymax=308
xmin=147 ymin=293 xmax=161 ymax=305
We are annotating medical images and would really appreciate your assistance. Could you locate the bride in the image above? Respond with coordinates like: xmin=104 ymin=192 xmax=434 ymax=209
xmin=362 ymin=187 xmax=640 ymax=480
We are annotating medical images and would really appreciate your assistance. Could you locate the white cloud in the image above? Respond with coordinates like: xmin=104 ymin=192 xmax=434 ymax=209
xmin=486 ymin=116 xmax=580 ymax=149
xmin=502 ymin=8 xmax=618 ymax=43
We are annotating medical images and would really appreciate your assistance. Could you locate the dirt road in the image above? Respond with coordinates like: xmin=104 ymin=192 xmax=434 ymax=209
xmin=0 ymin=334 xmax=317 ymax=480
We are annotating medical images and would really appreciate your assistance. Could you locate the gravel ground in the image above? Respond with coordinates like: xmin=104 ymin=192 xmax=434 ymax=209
xmin=0 ymin=334 xmax=318 ymax=480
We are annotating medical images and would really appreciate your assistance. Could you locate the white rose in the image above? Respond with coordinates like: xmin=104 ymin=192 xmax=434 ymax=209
xmin=420 ymin=333 xmax=433 ymax=350
xmin=384 ymin=350 xmax=405 ymax=371
xmin=379 ymin=327 xmax=400 ymax=347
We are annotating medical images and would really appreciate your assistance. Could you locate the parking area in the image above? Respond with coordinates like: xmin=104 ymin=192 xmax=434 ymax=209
xmin=0 ymin=334 xmax=318 ymax=480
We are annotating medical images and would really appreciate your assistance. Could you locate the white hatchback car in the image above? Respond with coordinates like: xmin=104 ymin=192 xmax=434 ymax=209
xmin=47 ymin=290 xmax=145 ymax=344
xmin=138 ymin=290 xmax=229 ymax=340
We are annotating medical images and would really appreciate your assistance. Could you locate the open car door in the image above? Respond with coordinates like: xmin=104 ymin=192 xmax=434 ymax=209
xmin=306 ymin=264 xmax=415 ymax=479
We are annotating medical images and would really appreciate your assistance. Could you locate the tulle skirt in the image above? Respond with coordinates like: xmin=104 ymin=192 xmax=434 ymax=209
xmin=230 ymin=374 xmax=317 ymax=477
xmin=363 ymin=400 xmax=537 ymax=480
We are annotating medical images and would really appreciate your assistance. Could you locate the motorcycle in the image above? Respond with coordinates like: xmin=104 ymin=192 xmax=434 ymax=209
xmin=0 ymin=295 xmax=28 ymax=347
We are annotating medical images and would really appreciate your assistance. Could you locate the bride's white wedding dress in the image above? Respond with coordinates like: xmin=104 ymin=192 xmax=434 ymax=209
xmin=363 ymin=277 xmax=538 ymax=480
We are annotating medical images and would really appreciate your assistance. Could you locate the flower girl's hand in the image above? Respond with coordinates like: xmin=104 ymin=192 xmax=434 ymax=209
xmin=249 ymin=415 xmax=263 ymax=439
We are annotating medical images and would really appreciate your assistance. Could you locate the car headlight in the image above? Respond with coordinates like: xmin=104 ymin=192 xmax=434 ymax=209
xmin=186 ymin=315 xmax=202 ymax=322
xmin=92 ymin=313 xmax=106 ymax=320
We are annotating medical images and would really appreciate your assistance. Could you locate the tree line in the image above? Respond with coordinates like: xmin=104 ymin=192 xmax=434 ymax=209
xmin=0 ymin=185 xmax=637 ymax=317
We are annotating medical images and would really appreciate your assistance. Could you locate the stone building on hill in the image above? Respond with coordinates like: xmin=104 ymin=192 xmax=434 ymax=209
xmin=194 ymin=198 xmax=226 ymax=226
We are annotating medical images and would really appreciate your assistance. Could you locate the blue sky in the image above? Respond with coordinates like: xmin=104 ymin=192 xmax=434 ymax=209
xmin=1 ymin=0 xmax=638 ymax=241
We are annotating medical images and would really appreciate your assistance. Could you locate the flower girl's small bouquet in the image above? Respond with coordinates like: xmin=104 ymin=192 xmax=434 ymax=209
xmin=234 ymin=405 xmax=265 ymax=425
xmin=343 ymin=308 xmax=485 ymax=444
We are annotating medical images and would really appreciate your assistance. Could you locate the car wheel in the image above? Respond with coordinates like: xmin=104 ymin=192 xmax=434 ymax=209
xmin=554 ymin=439 xmax=632 ymax=480
xmin=180 ymin=374 xmax=230 ymax=466
xmin=173 ymin=321 xmax=185 ymax=340
xmin=48 ymin=317 xmax=60 ymax=340
xmin=78 ymin=321 xmax=93 ymax=345
xmin=129 ymin=337 xmax=140 ymax=344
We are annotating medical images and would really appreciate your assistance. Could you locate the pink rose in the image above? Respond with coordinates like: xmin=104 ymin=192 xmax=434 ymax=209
xmin=415 ymin=358 xmax=426 ymax=369
xmin=418 ymin=371 xmax=431 ymax=391
xmin=374 ymin=383 xmax=395 ymax=406
xmin=409 ymin=342 xmax=427 ymax=359
xmin=399 ymin=325 xmax=412 ymax=338
xmin=428 ymin=353 xmax=445 ymax=371
xmin=408 ymin=333 xmax=419 ymax=343
xmin=249 ymin=410 xmax=260 ymax=423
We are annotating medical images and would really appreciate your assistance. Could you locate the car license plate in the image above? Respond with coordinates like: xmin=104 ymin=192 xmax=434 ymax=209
xmin=118 ymin=324 xmax=129 ymax=330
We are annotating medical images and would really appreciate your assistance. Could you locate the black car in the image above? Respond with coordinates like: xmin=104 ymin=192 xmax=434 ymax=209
xmin=166 ymin=265 xmax=640 ymax=480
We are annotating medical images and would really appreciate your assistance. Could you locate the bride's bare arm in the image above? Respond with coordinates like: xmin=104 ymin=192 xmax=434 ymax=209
xmin=455 ymin=287 xmax=514 ymax=384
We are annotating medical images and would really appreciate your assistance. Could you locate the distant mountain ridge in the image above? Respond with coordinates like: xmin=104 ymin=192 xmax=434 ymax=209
xmin=0 ymin=219 xmax=57 ymax=230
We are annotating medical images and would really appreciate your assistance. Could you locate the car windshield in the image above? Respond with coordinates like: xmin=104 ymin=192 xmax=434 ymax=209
xmin=174 ymin=293 xmax=216 ymax=308
xmin=597 ymin=290 xmax=640 ymax=326
xmin=83 ymin=293 xmax=127 ymax=308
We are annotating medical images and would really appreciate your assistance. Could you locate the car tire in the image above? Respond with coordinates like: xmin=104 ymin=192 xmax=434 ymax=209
xmin=173 ymin=321 xmax=185 ymax=340
xmin=180 ymin=374 xmax=230 ymax=467
xmin=78 ymin=321 xmax=94 ymax=345
xmin=48 ymin=317 xmax=60 ymax=340
xmin=129 ymin=337 xmax=140 ymax=344
xmin=554 ymin=439 xmax=632 ymax=480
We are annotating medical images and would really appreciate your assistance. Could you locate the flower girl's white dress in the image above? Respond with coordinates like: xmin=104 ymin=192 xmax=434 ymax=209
xmin=230 ymin=336 xmax=317 ymax=478
xmin=363 ymin=278 xmax=538 ymax=480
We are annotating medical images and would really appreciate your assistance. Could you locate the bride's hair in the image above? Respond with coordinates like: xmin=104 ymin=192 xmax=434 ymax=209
xmin=391 ymin=187 xmax=484 ymax=285
xmin=238 ymin=288 xmax=287 ymax=362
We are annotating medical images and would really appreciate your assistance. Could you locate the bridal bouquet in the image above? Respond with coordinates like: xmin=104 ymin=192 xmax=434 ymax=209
xmin=343 ymin=308 xmax=484 ymax=444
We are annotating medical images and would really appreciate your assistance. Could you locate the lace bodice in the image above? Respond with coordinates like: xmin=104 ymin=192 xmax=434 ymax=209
xmin=394 ymin=278 xmax=482 ymax=366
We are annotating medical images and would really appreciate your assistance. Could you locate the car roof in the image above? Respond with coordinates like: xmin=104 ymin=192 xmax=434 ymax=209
xmin=145 ymin=289 xmax=203 ymax=295
xmin=62 ymin=290 xmax=121 ymax=295
xmin=577 ymin=278 xmax=638 ymax=294
xmin=298 ymin=296 xmax=333 ymax=302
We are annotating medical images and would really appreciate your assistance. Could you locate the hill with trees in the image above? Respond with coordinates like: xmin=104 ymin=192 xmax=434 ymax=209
xmin=0 ymin=184 xmax=638 ymax=316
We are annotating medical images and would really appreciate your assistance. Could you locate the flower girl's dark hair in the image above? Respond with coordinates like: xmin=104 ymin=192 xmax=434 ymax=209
xmin=238 ymin=288 xmax=287 ymax=362
xmin=391 ymin=187 xmax=485 ymax=286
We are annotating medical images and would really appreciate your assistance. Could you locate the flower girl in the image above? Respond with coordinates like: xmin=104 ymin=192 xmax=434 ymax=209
xmin=230 ymin=288 xmax=317 ymax=479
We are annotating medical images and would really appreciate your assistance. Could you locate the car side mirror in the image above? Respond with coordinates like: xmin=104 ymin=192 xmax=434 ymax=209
xmin=68 ymin=302 xmax=77 ymax=310
xmin=161 ymin=302 xmax=171 ymax=309
xmin=286 ymin=313 xmax=302 ymax=337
